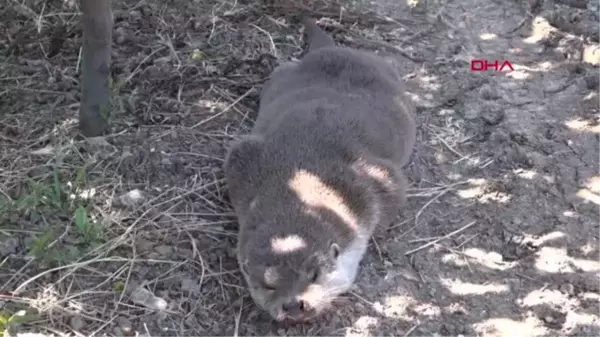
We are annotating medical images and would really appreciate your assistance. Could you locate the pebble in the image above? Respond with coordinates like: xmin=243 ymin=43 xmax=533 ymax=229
xmin=134 ymin=238 xmax=154 ymax=253
xmin=129 ymin=10 xmax=142 ymax=20
xmin=559 ymin=283 xmax=575 ymax=296
xmin=181 ymin=277 xmax=201 ymax=294
xmin=130 ymin=286 xmax=168 ymax=311
xmin=117 ymin=316 xmax=133 ymax=334
xmin=69 ymin=316 xmax=84 ymax=331
xmin=481 ymin=106 xmax=505 ymax=125
xmin=154 ymin=245 xmax=174 ymax=257
xmin=115 ymin=27 xmax=127 ymax=44
xmin=479 ymin=84 xmax=500 ymax=100
xmin=118 ymin=189 xmax=145 ymax=208
xmin=463 ymin=105 xmax=480 ymax=120
xmin=113 ymin=327 xmax=125 ymax=337
xmin=429 ymin=287 xmax=437 ymax=297
xmin=438 ymin=108 xmax=455 ymax=116
xmin=0 ymin=237 xmax=19 ymax=256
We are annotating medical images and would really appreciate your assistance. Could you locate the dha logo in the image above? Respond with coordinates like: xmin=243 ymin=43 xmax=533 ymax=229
xmin=471 ymin=59 xmax=514 ymax=72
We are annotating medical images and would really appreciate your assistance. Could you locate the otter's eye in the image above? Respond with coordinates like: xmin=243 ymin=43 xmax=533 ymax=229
xmin=307 ymin=268 xmax=319 ymax=283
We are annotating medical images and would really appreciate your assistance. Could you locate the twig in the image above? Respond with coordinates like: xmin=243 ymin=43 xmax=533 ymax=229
xmin=393 ymin=181 xmax=468 ymax=232
xmin=502 ymin=12 xmax=534 ymax=37
xmin=427 ymin=125 xmax=465 ymax=159
xmin=404 ymin=323 xmax=420 ymax=337
xmin=250 ymin=23 xmax=278 ymax=58
xmin=191 ymin=87 xmax=254 ymax=129
xmin=404 ymin=221 xmax=476 ymax=256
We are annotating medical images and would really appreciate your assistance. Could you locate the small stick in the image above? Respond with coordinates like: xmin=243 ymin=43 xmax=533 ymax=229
xmin=404 ymin=323 xmax=420 ymax=337
xmin=191 ymin=87 xmax=254 ymax=129
xmin=404 ymin=221 xmax=476 ymax=256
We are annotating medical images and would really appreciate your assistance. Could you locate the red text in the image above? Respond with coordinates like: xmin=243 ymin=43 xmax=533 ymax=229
xmin=470 ymin=59 xmax=514 ymax=72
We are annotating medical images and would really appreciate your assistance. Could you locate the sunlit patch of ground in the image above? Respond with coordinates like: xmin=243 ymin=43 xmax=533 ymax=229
xmin=442 ymin=247 xmax=517 ymax=271
xmin=440 ymin=278 xmax=509 ymax=296
xmin=534 ymin=246 xmax=600 ymax=273
xmin=473 ymin=316 xmax=548 ymax=337
xmin=455 ymin=178 xmax=511 ymax=204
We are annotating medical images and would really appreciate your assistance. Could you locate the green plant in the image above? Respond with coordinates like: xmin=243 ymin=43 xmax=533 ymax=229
xmin=0 ymin=309 xmax=39 ymax=337
xmin=74 ymin=206 xmax=103 ymax=244
xmin=9 ymin=165 xmax=106 ymax=265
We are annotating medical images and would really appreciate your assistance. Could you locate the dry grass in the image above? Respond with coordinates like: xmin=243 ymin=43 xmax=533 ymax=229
xmin=0 ymin=0 xmax=431 ymax=335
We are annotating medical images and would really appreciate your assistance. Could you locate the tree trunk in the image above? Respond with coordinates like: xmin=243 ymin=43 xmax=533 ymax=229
xmin=79 ymin=0 xmax=113 ymax=137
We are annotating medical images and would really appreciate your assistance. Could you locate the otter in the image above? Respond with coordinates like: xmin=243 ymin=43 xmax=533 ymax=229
xmin=224 ymin=17 xmax=416 ymax=323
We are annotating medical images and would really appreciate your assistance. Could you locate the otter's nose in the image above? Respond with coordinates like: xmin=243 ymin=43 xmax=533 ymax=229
xmin=281 ymin=298 xmax=306 ymax=317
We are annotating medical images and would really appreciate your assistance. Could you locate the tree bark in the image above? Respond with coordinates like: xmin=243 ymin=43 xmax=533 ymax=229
xmin=79 ymin=0 xmax=113 ymax=137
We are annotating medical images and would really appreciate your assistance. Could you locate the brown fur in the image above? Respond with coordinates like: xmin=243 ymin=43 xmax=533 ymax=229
xmin=224 ymin=17 xmax=416 ymax=322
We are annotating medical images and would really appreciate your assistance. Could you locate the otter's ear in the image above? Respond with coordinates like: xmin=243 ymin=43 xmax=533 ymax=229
xmin=224 ymin=135 xmax=264 ymax=209
xmin=329 ymin=242 xmax=340 ymax=260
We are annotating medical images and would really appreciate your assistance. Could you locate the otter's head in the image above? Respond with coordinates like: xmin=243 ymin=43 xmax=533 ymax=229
xmin=238 ymin=229 xmax=345 ymax=323
xmin=225 ymin=135 xmax=366 ymax=322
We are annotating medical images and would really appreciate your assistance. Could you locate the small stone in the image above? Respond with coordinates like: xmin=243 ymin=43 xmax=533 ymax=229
xmin=490 ymin=130 xmax=509 ymax=143
xmin=135 ymin=238 xmax=154 ymax=253
xmin=69 ymin=316 xmax=84 ymax=330
xmin=154 ymin=245 xmax=173 ymax=257
xmin=115 ymin=27 xmax=127 ymax=44
xmin=0 ymin=237 xmax=19 ymax=256
xmin=204 ymin=64 xmax=218 ymax=74
xmin=129 ymin=10 xmax=142 ymax=20
xmin=438 ymin=108 xmax=455 ymax=116
xmin=463 ymin=106 xmax=480 ymax=120
xmin=181 ymin=277 xmax=201 ymax=294
xmin=130 ymin=286 xmax=168 ymax=311
xmin=481 ymin=107 xmax=505 ymax=125
xmin=479 ymin=84 xmax=499 ymax=100
xmin=192 ymin=19 xmax=203 ymax=31
xmin=116 ymin=317 xmax=133 ymax=333
xmin=118 ymin=189 xmax=145 ymax=208
xmin=559 ymin=283 xmax=575 ymax=296
xmin=544 ymin=315 xmax=554 ymax=323
xmin=113 ymin=327 xmax=125 ymax=337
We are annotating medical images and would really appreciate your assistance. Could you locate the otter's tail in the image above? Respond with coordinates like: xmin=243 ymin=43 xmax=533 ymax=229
xmin=302 ymin=17 xmax=335 ymax=53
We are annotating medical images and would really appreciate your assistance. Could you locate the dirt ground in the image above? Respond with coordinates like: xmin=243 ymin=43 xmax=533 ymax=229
xmin=0 ymin=0 xmax=599 ymax=336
